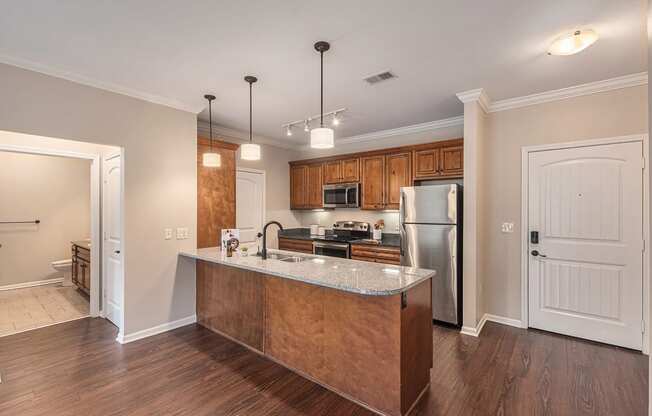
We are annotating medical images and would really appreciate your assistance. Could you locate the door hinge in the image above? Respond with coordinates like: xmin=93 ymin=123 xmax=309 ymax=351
xmin=642 ymin=320 xmax=646 ymax=334
xmin=642 ymin=157 xmax=646 ymax=170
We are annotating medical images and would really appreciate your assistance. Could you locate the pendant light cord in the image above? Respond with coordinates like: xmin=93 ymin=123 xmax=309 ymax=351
xmin=320 ymin=50 xmax=324 ymax=128
xmin=249 ymin=81 xmax=253 ymax=143
xmin=208 ymin=98 xmax=213 ymax=152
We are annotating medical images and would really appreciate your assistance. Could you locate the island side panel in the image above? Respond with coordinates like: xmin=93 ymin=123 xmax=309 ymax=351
xmin=265 ymin=276 xmax=402 ymax=416
xmin=196 ymin=261 xmax=265 ymax=352
xmin=400 ymin=279 xmax=433 ymax=414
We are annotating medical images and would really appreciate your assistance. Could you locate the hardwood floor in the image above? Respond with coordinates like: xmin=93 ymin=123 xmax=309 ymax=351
xmin=0 ymin=318 xmax=646 ymax=415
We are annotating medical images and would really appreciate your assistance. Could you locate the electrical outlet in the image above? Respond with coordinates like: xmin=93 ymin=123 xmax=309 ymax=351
xmin=176 ymin=228 xmax=184 ymax=240
xmin=501 ymin=222 xmax=514 ymax=233
xmin=164 ymin=228 xmax=173 ymax=240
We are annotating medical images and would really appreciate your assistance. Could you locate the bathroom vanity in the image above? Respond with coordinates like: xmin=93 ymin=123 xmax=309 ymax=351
xmin=71 ymin=241 xmax=91 ymax=294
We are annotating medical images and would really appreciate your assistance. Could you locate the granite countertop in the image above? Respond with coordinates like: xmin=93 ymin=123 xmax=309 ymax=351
xmin=71 ymin=240 xmax=91 ymax=249
xmin=278 ymin=228 xmax=401 ymax=248
xmin=179 ymin=247 xmax=434 ymax=296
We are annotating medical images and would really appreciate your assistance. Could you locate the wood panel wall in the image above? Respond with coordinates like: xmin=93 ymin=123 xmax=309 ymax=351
xmin=197 ymin=137 xmax=238 ymax=248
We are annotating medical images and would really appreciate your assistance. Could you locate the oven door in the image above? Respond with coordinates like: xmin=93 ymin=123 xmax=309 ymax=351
xmin=313 ymin=241 xmax=350 ymax=258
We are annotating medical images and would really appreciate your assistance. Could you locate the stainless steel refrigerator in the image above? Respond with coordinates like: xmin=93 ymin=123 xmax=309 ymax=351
xmin=400 ymin=184 xmax=462 ymax=326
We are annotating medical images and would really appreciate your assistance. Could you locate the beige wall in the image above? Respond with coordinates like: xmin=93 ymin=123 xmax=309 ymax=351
xmin=481 ymin=85 xmax=648 ymax=321
xmin=0 ymin=63 xmax=197 ymax=336
xmin=0 ymin=152 xmax=91 ymax=286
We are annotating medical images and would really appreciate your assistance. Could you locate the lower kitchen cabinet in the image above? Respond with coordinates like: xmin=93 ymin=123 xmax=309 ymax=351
xmin=351 ymin=244 xmax=401 ymax=265
xmin=278 ymin=237 xmax=314 ymax=254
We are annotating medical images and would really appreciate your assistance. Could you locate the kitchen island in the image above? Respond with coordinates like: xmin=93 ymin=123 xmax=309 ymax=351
xmin=179 ymin=247 xmax=435 ymax=416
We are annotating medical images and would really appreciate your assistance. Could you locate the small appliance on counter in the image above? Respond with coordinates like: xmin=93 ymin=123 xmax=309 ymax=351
xmin=310 ymin=224 xmax=320 ymax=236
xmin=317 ymin=226 xmax=326 ymax=236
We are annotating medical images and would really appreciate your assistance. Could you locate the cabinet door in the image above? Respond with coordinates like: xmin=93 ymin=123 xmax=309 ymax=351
xmin=306 ymin=164 xmax=323 ymax=208
xmin=340 ymin=158 xmax=360 ymax=183
xmin=439 ymin=144 xmax=464 ymax=177
xmin=361 ymin=156 xmax=385 ymax=210
xmin=413 ymin=148 xmax=440 ymax=179
xmin=290 ymin=165 xmax=308 ymax=209
xmin=323 ymin=161 xmax=342 ymax=184
xmin=385 ymin=152 xmax=411 ymax=209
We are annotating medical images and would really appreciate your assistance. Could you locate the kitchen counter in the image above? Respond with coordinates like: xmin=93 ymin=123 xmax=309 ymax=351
xmin=279 ymin=228 xmax=401 ymax=247
xmin=183 ymin=246 xmax=433 ymax=416
xmin=179 ymin=247 xmax=434 ymax=296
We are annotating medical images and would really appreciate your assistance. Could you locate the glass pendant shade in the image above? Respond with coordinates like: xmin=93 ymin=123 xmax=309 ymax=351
xmin=240 ymin=143 xmax=261 ymax=161
xmin=310 ymin=127 xmax=334 ymax=149
xmin=203 ymin=152 xmax=221 ymax=167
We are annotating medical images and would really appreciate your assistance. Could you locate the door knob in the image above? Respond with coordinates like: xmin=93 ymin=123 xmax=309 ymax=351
xmin=115 ymin=250 xmax=121 ymax=254
xmin=531 ymin=250 xmax=547 ymax=258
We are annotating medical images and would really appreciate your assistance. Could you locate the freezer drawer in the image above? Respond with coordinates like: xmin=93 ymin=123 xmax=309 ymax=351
xmin=401 ymin=223 xmax=459 ymax=325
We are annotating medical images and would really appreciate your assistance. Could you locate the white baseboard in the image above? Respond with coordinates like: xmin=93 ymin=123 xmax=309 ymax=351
xmin=460 ymin=314 xmax=488 ymax=337
xmin=116 ymin=315 xmax=197 ymax=344
xmin=0 ymin=277 xmax=63 ymax=291
xmin=484 ymin=313 xmax=524 ymax=329
xmin=460 ymin=313 xmax=524 ymax=337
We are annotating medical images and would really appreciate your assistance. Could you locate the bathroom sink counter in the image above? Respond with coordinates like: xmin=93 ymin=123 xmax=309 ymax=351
xmin=180 ymin=247 xmax=434 ymax=416
xmin=179 ymin=247 xmax=435 ymax=296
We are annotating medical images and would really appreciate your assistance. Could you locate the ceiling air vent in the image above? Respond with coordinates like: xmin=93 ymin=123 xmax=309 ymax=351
xmin=364 ymin=71 xmax=396 ymax=85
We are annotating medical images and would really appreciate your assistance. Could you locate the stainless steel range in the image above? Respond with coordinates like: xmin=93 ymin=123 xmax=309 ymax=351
xmin=312 ymin=221 xmax=370 ymax=258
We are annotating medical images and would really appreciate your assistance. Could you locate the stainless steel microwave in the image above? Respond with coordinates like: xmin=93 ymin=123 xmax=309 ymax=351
xmin=323 ymin=183 xmax=360 ymax=208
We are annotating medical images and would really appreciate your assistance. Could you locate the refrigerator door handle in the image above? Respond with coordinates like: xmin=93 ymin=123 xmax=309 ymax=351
xmin=399 ymin=191 xmax=406 ymax=258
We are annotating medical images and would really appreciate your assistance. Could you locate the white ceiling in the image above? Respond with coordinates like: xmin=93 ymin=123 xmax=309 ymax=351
xmin=0 ymin=1 xmax=646 ymax=145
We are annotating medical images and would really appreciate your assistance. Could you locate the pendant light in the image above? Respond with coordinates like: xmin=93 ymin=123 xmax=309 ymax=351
xmin=310 ymin=41 xmax=334 ymax=149
xmin=202 ymin=94 xmax=221 ymax=168
xmin=241 ymin=75 xmax=261 ymax=161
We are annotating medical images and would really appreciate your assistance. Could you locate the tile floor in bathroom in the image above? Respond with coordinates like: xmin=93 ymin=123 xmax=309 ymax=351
xmin=0 ymin=283 xmax=89 ymax=337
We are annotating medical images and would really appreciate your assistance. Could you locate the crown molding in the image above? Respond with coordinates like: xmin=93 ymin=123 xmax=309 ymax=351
xmin=488 ymin=72 xmax=648 ymax=112
xmin=296 ymin=115 xmax=464 ymax=150
xmin=0 ymin=52 xmax=203 ymax=114
xmin=197 ymin=120 xmax=296 ymax=150
xmin=456 ymin=88 xmax=490 ymax=112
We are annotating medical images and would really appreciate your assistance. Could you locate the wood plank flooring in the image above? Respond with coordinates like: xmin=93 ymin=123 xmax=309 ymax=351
xmin=0 ymin=318 xmax=646 ymax=415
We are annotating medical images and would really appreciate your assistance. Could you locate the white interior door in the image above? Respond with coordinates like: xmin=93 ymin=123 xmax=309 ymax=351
xmin=236 ymin=169 xmax=265 ymax=243
xmin=103 ymin=153 xmax=123 ymax=330
xmin=528 ymin=141 xmax=644 ymax=349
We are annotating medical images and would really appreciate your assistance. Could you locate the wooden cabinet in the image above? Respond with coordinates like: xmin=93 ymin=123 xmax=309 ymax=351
xmin=278 ymin=237 xmax=314 ymax=254
xmin=351 ymin=244 xmax=401 ymax=265
xmin=361 ymin=155 xmax=385 ymax=209
xmin=324 ymin=158 xmax=359 ymax=184
xmin=385 ymin=152 xmax=411 ymax=209
xmin=413 ymin=139 xmax=464 ymax=180
xmin=289 ymin=138 xmax=463 ymax=210
xmin=71 ymin=243 xmax=91 ymax=294
xmin=290 ymin=163 xmax=323 ymax=209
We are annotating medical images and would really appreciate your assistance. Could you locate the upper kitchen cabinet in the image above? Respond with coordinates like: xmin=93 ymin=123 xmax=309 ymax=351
xmin=385 ymin=152 xmax=411 ymax=209
xmin=324 ymin=158 xmax=359 ymax=184
xmin=361 ymin=155 xmax=385 ymax=209
xmin=290 ymin=163 xmax=323 ymax=209
xmin=413 ymin=139 xmax=464 ymax=180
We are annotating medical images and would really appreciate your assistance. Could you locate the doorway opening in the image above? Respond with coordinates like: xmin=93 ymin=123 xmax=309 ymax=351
xmin=0 ymin=130 xmax=124 ymax=339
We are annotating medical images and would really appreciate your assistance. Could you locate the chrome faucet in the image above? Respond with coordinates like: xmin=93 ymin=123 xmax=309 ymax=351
xmin=261 ymin=221 xmax=283 ymax=260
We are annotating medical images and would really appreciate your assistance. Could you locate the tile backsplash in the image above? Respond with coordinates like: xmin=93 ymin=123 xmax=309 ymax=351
xmin=298 ymin=209 xmax=400 ymax=233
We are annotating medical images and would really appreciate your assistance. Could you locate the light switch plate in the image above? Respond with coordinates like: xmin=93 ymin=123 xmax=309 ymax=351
xmin=176 ymin=228 xmax=184 ymax=240
xmin=501 ymin=222 xmax=514 ymax=233
xmin=164 ymin=228 xmax=173 ymax=240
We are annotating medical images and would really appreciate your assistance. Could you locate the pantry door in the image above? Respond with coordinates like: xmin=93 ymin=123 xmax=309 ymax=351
xmin=527 ymin=140 xmax=644 ymax=350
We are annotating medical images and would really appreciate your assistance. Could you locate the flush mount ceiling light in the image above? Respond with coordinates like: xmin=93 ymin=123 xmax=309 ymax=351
xmin=548 ymin=29 xmax=598 ymax=56
xmin=310 ymin=41 xmax=334 ymax=149
xmin=240 ymin=75 xmax=261 ymax=161
xmin=202 ymin=94 xmax=221 ymax=168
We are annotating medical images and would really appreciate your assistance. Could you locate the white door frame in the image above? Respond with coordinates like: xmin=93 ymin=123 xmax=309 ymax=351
xmin=521 ymin=134 xmax=649 ymax=353
xmin=236 ymin=167 xmax=266 ymax=236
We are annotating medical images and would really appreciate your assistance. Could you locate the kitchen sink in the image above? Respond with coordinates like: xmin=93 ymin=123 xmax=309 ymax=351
xmin=278 ymin=256 xmax=306 ymax=263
